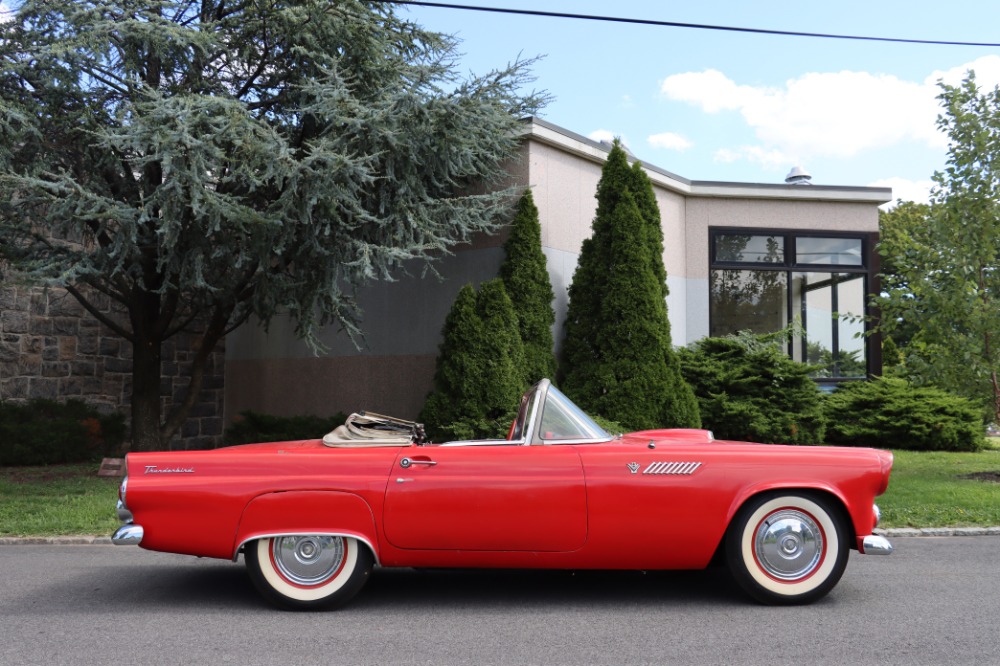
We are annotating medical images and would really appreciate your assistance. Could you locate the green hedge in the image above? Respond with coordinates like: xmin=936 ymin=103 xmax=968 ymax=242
xmin=0 ymin=399 xmax=126 ymax=465
xmin=824 ymin=378 xmax=984 ymax=451
xmin=677 ymin=335 xmax=826 ymax=444
xmin=224 ymin=410 xmax=347 ymax=445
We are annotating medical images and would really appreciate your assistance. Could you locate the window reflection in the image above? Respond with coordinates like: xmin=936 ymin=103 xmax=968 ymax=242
xmin=791 ymin=273 xmax=866 ymax=378
xmin=708 ymin=231 xmax=869 ymax=380
xmin=795 ymin=237 xmax=863 ymax=266
xmin=709 ymin=269 xmax=787 ymax=337
xmin=714 ymin=234 xmax=785 ymax=264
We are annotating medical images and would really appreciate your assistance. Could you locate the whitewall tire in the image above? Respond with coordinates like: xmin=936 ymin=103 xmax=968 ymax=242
xmin=726 ymin=493 xmax=849 ymax=605
xmin=245 ymin=535 xmax=373 ymax=610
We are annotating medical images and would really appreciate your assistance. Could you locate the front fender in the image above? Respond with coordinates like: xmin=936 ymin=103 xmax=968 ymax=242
xmin=724 ymin=481 xmax=857 ymax=542
xmin=233 ymin=491 xmax=379 ymax=562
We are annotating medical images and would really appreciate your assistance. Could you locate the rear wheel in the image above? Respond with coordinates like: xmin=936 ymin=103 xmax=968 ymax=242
xmin=245 ymin=535 xmax=373 ymax=610
xmin=726 ymin=493 xmax=849 ymax=605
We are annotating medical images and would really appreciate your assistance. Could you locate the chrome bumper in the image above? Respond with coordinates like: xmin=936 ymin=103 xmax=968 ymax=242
xmin=112 ymin=524 xmax=144 ymax=545
xmin=862 ymin=534 xmax=893 ymax=555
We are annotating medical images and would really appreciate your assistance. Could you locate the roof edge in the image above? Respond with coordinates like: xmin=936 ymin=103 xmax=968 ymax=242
xmin=519 ymin=117 xmax=892 ymax=205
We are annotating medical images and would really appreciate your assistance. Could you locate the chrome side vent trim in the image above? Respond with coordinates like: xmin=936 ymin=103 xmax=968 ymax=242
xmin=643 ymin=461 xmax=703 ymax=475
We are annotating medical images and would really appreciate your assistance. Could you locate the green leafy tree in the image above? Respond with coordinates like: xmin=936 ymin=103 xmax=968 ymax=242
xmin=500 ymin=188 xmax=556 ymax=383
xmin=0 ymin=1 xmax=545 ymax=450
xmin=678 ymin=333 xmax=826 ymax=445
xmin=419 ymin=280 xmax=525 ymax=440
xmin=561 ymin=141 xmax=699 ymax=429
xmin=876 ymin=200 xmax=931 ymax=350
xmin=875 ymin=72 xmax=1000 ymax=422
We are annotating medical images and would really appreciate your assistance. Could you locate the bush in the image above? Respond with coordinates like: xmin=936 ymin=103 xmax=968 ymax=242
xmin=824 ymin=378 xmax=984 ymax=451
xmin=224 ymin=411 xmax=347 ymax=445
xmin=561 ymin=141 xmax=699 ymax=430
xmin=500 ymin=188 xmax=557 ymax=384
xmin=0 ymin=399 xmax=126 ymax=465
xmin=420 ymin=280 xmax=527 ymax=441
xmin=678 ymin=334 xmax=826 ymax=444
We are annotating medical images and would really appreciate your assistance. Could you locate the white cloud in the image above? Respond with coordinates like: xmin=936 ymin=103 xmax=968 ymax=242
xmin=929 ymin=55 xmax=1000 ymax=89
xmin=658 ymin=63 xmax=973 ymax=168
xmin=715 ymin=146 xmax=796 ymax=171
xmin=648 ymin=132 xmax=692 ymax=151
xmin=869 ymin=177 xmax=935 ymax=207
xmin=588 ymin=129 xmax=615 ymax=143
xmin=587 ymin=129 xmax=633 ymax=152
xmin=0 ymin=2 xmax=14 ymax=23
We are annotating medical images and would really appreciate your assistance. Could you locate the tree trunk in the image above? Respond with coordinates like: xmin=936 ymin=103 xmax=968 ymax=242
xmin=991 ymin=370 xmax=1000 ymax=427
xmin=130 ymin=336 xmax=164 ymax=452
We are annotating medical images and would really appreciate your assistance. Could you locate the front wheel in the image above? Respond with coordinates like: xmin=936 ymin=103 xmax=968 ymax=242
xmin=726 ymin=493 xmax=849 ymax=605
xmin=245 ymin=535 xmax=373 ymax=610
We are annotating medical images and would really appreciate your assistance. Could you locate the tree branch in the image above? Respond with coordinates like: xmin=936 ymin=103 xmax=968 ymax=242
xmin=65 ymin=284 xmax=134 ymax=342
xmin=160 ymin=305 xmax=231 ymax=444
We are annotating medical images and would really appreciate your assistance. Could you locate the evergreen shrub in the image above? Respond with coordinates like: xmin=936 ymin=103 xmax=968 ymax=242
xmin=224 ymin=411 xmax=347 ymax=445
xmin=0 ymin=399 xmax=126 ymax=465
xmin=420 ymin=279 xmax=527 ymax=441
xmin=824 ymin=378 xmax=983 ymax=451
xmin=677 ymin=335 xmax=826 ymax=444
xmin=561 ymin=141 xmax=699 ymax=430
xmin=500 ymin=189 xmax=557 ymax=384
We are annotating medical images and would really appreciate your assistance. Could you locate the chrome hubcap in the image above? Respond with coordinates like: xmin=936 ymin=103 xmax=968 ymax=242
xmin=754 ymin=510 xmax=823 ymax=581
xmin=271 ymin=536 xmax=345 ymax=586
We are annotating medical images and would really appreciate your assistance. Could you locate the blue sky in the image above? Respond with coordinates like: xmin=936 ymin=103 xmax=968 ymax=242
xmin=5 ymin=1 xmax=1000 ymax=205
xmin=400 ymin=0 xmax=1000 ymax=205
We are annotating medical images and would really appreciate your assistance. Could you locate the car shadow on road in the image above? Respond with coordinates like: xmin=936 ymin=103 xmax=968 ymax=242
xmin=45 ymin=562 xmax=746 ymax=613
xmin=355 ymin=566 xmax=746 ymax=610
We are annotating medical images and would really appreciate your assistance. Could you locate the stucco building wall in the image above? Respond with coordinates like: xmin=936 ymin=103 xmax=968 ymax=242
xmin=225 ymin=118 xmax=889 ymax=423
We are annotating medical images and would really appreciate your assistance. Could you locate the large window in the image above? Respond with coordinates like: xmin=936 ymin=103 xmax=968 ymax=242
xmin=709 ymin=230 xmax=874 ymax=380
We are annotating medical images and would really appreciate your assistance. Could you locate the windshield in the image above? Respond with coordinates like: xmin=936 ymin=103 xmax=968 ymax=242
xmin=539 ymin=385 xmax=610 ymax=441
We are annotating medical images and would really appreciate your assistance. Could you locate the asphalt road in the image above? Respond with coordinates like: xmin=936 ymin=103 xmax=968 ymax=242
xmin=1 ymin=537 xmax=997 ymax=666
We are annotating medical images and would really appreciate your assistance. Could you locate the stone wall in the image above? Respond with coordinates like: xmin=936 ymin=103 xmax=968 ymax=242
xmin=0 ymin=285 xmax=225 ymax=450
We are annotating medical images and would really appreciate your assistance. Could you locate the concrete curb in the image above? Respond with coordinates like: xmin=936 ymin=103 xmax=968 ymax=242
xmin=2 ymin=528 xmax=1000 ymax=545
xmin=877 ymin=526 xmax=1000 ymax=537
xmin=0 ymin=536 xmax=113 ymax=546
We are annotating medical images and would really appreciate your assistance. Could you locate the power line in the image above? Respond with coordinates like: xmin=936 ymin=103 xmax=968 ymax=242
xmin=388 ymin=1 xmax=1000 ymax=47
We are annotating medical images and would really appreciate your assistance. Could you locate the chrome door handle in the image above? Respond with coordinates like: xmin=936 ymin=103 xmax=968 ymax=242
xmin=400 ymin=457 xmax=437 ymax=468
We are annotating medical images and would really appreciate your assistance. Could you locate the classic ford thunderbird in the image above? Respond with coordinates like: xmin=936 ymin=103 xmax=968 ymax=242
xmin=113 ymin=379 xmax=893 ymax=609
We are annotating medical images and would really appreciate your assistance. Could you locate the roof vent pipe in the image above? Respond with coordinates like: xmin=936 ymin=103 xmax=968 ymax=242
xmin=785 ymin=166 xmax=812 ymax=185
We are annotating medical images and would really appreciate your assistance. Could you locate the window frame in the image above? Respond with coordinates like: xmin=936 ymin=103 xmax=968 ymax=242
xmin=708 ymin=227 xmax=880 ymax=384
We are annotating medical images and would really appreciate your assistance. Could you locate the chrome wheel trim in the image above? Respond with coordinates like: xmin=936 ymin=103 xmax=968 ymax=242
xmin=738 ymin=496 xmax=841 ymax=598
xmin=271 ymin=536 xmax=346 ymax=586
xmin=753 ymin=509 xmax=824 ymax=581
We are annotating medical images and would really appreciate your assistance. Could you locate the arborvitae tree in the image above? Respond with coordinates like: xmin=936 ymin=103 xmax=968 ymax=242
xmin=475 ymin=279 xmax=528 ymax=405
xmin=588 ymin=190 xmax=678 ymax=429
xmin=560 ymin=143 xmax=634 ymax=389
xmin=500 ymin=189 xmax=557 ymax=383
xmin=419 ymin=284 xmax=481 ymax=438
xmin=419 ymin=280 xmax=525 ymax=441
xmin=630 ymin=162 xmax=668 ymax=300
xmin=561 ymin=141 xmax=699 ymax=429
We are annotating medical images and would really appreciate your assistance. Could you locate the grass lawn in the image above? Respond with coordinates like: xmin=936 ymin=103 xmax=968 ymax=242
xmin=878 ymin=444 xmax=1000 ymax=528
xmin=0 ymin=464 xmax=120 ymax=537
xmin=3 ymin=446 xmax=1000 ymax=536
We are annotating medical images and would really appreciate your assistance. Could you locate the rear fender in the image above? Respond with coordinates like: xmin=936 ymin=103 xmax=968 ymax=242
xmin=233 ymin=491 xmax=379 ymax=563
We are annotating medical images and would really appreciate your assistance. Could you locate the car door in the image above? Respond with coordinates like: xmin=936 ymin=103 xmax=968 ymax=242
xmin=382 ymin=444 xmax=588 ymax=552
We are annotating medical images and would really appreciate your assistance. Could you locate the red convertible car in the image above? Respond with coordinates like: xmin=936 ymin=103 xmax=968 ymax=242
xmin=113 ymin=379 xmax=893 ymax=609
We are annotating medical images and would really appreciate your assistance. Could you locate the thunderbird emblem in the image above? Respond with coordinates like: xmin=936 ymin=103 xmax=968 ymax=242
xmin=627 ymin=462 xmax=640 ymax=474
